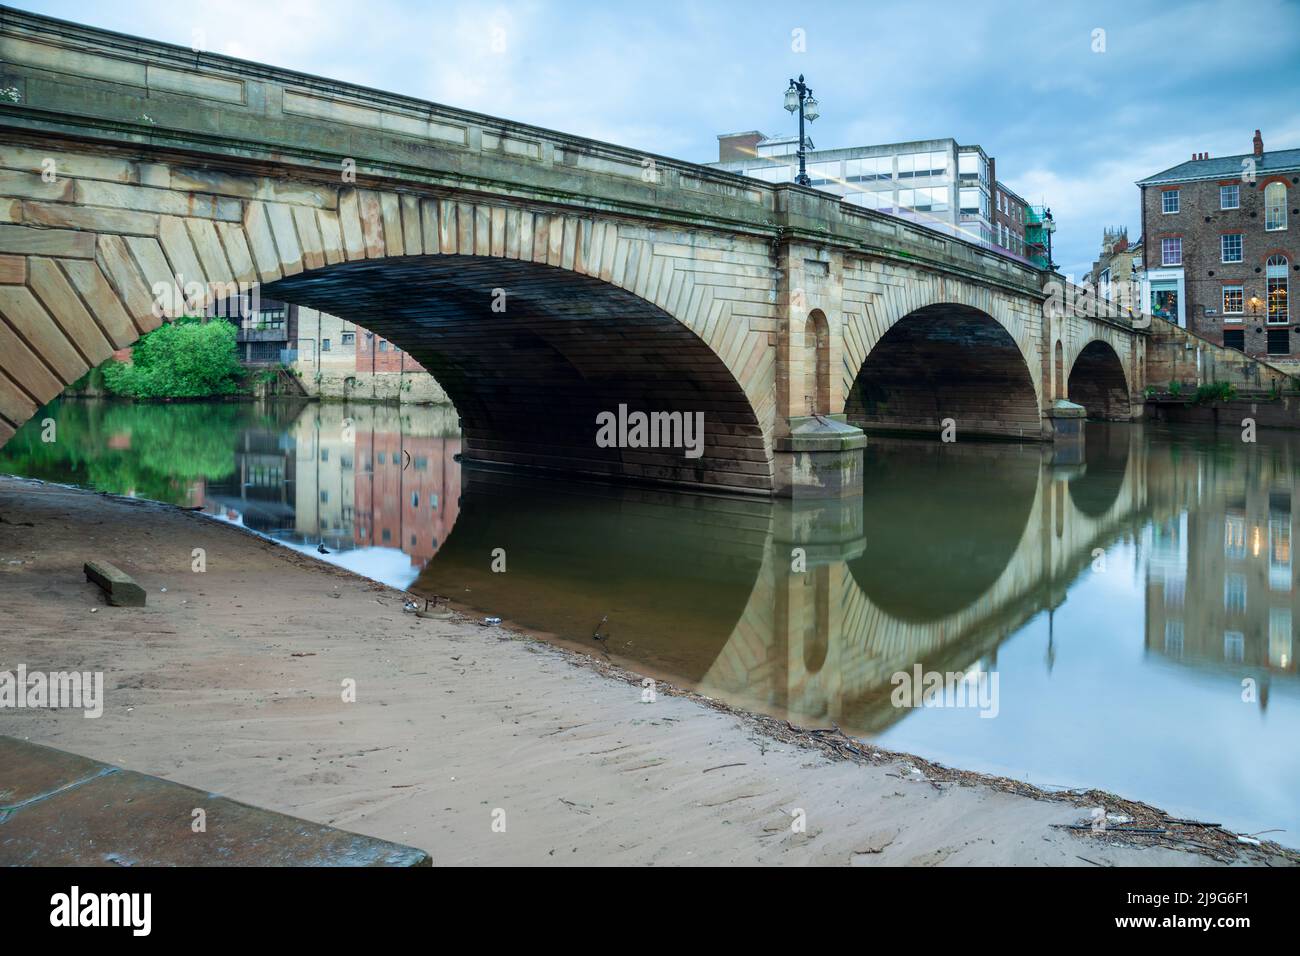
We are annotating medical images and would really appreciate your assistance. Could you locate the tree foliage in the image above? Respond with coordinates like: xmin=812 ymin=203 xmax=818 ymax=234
xmin=102 ymin=318 xmax=244 ymax=399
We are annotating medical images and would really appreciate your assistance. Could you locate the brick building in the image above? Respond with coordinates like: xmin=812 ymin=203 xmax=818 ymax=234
xmin=992 ymin=177 xmax=1031 ymax=262
xmin=293 ymin=310 xmax=448 ymax=403
xmin=1138 ymin=130 xmax=1299 ymax=367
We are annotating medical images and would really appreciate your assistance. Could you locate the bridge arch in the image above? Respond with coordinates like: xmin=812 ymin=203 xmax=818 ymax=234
xmin=843 ymin=302 xmax=1042 ymax=438
xmin=0 ymin=156 xmax=775 ymax=492
xmin=1067 ymin=339 xmax=1131 ymax=421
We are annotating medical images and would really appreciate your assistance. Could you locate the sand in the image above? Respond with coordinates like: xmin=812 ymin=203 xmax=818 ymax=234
xmin=1 ymin=475 xmax=1293 ymax=866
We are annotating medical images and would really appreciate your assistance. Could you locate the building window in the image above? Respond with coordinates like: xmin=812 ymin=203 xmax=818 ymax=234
xmin=1221 ymin=233 xmax=1243 ymax=263
xmin=1224 ymin=573 xmax=1247 ymax=613
xmin=1220 ymin=184 xmax=1239 ymax=209
xmin=1162 ymin=189 xmax=1180 ymax=213
xmin=249 ymin=304 xmax=286 ymax=332
xmin=379 ymin=341 xmax=388 ymax=352
xmin=321 ymin=338 xmax=331 ymax=352
xmin=1151 ymin=285 xmax=1180 ymax=322
xmin=341 ymin=333 xmax=355 ymax=346
xmin=1225 ymin=514 xmax=1247 ymax=558
xmin=1161 ymin=237 xmax=1182 ymax=265
xmin=1267 ymin=255 xmax=1289 ymax=324
xmin=1268 ymin=328 xmax=1290 ymax=355
xmin=1223 ymin=328 xmax=1245 ymax=351
xmin=1265 ymin=182 xmax=1287 ymax=231
xmin=1164 ymin=620 xmax=1184 ymax=657
xmin=1224 ymin=632 xmax=1245 ymax=663
xmin=1223 ymin=285 xmax=1244 ymax=314
xmin=1270 ymin=609 xmax=1293 ymax=668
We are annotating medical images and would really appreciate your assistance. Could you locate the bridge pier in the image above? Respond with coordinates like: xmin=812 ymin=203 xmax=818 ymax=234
xmin=1043 ymin=400 xmax=1087 ymax=464
xmin=774 ymin=414 xmax=867 ymax=498
xmin=774 ymin=240 xmax=868 ymax=498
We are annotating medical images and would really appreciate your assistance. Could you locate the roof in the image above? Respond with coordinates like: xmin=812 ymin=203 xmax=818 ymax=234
xmin=997 ymin=181 xmax=1029 ymax=205
xmin=1137 ymin=148 xmax=1300 ymax=186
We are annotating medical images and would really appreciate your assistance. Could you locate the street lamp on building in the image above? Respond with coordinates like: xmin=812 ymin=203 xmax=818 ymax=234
xmin=1043 ymin=207 xmax=1057 ymax=271
xmin=1248 ymin=295 xmax=1264 ymax=326
xmin=783 ymin=75 xmax=819 ymax=187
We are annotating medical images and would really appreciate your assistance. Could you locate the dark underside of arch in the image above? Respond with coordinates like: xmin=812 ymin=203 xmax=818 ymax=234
xmin=845 ymin=304 xmax=1042 ymax=439
xmin=264 ymin=256 xmax=771 ymax=494
xmin=1069 ymin=341 xmax=1131 ymax=421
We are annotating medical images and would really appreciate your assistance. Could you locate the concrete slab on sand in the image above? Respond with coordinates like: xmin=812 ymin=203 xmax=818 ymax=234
xmin=0 ymin=736 xmax=431 ymax=866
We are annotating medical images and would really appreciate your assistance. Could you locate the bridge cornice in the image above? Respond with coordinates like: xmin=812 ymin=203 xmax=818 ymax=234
xmin=1 ymin=6 xmax=1050 ymax=303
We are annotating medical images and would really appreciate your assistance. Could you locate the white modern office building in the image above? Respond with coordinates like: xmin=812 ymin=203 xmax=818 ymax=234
xmin=711 ymin=132 xmax=1033 ymax=261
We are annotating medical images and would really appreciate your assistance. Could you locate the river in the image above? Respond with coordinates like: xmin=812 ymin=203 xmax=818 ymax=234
xmin=2 ymin=397 xmax=1297 ymax=846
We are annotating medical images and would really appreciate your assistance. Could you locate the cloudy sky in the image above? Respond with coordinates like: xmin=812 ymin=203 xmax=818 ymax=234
xmin=18 ymin=0 xmax=1300 ymax=276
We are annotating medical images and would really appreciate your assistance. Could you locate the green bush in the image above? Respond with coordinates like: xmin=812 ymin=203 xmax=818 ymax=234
xmin=103 ymin=318 xmax=243 ymax=399
xmin=1192 ymin=381 xmax=1237 ymax=404
xmin=1168 ymin=380 xmax=1183 ymax=398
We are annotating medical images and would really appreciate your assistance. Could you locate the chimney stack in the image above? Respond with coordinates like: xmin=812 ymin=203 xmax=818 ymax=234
xmin=1253 ymin=129 xmax=1264 ymax=158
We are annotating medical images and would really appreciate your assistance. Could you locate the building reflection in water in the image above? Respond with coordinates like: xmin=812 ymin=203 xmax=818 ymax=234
xmin=1143 ymin=433 xmax=1296 ymax=707
xmin=202 ymin=402 xmax=461 ymax=588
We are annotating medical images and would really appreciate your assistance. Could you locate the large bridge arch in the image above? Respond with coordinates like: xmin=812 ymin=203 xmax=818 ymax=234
xmin=843 ymin=301 xmax=1043 ymax=439
xmin=0 ymin=150 xmax=775 ymax=492
xmin=1067 ymin=339 xmax=1132 ymax=421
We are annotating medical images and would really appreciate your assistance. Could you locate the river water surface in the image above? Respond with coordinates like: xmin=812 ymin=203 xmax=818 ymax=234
xmin=3 ymin=397 xmax=1297 ymax=846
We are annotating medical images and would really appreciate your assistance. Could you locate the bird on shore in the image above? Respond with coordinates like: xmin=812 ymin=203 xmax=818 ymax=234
xmin=317 ymin=542 xmax=330 ymax=554
xmin=592 ymin=615 xmax=610 ymax=654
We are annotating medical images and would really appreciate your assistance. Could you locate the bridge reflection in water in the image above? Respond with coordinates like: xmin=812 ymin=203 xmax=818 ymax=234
xmin=2 ymin=403 xmax=1297 ymax=842
xmin=417 ymin=431 xmax=1153 ymax=735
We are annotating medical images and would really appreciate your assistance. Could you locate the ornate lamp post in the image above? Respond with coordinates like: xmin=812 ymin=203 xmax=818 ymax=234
xmin=783 ymin=75 xmax=820 ymax=187
xmin=1043 ymin=207 xmax=1057 ymax=271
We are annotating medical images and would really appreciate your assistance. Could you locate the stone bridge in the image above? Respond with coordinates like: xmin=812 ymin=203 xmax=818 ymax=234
xmin=0 ymin=8 xmax=1146 ymax=496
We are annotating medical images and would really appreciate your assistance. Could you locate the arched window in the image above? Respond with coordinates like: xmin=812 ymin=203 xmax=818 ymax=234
xmin=1265 ymin=182 xmax=1287 ymax=231
xmin=1267 ymin=255 xmax=1289 ymax=324
xmin=804 ymin=310 xmax=831 ymax=415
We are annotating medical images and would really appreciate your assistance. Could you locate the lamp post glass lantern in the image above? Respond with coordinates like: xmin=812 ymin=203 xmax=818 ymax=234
xmin=784 ymin=75 xmax=819 ymax=186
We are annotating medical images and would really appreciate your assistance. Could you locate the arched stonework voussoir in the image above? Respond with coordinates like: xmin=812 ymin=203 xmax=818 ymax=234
xmin=837 ymin=258 xmax=1047 ymax=439
xmin=0 ymin=145 xmax=778 ymax=491
xmin=837 ymin=258 xmax=1046 ymax=411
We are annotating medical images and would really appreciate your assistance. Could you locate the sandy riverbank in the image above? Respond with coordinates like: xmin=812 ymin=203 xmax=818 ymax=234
xmin=0 ymin=475 xmax=1293 ymax=866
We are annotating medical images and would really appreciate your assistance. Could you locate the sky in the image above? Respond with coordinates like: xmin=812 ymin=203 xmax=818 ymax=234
xmin=16 ymin=0 xmax=1300 ymax=277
